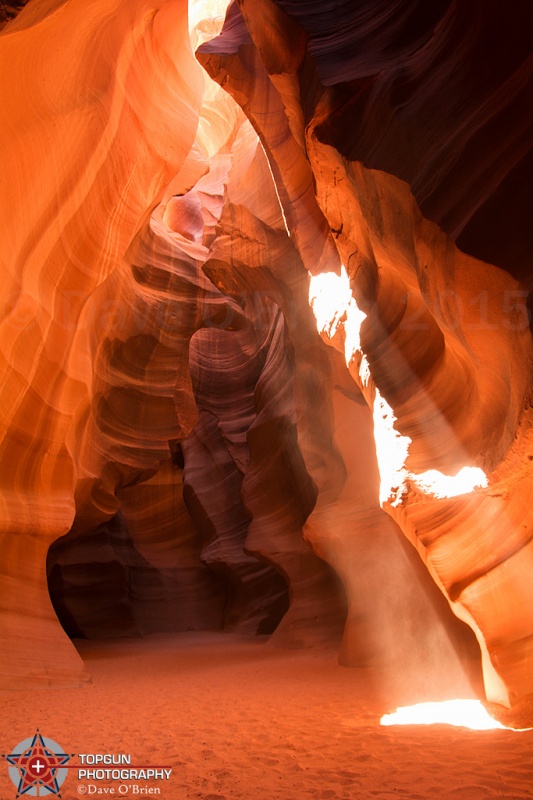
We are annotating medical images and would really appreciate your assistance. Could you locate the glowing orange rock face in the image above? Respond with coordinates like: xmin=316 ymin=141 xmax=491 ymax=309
xmin=1 ymin=0 xmax=532 ymax=722
xmin=0 ymin=0 xmax=204 ymax=687
xmin=305 ymin=150 xmax=533 ymax=709
xmin=203 ymin=0 xmax=532 ymax=713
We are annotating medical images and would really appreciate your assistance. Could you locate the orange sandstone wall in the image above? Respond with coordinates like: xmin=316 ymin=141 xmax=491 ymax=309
xmin=0 ymin=0 xmax=203 ymax=687
xmin=201 ymin=0 xmax=533 ymax=711
xmin=1 ymin=0 xmax=532 ymax=720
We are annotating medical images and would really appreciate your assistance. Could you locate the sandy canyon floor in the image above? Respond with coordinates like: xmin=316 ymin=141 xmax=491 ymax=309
xmin=1 ymin=633 xmax=532 ymax=800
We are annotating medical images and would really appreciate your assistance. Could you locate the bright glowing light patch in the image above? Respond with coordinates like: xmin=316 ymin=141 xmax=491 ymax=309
xmin=380 ymin=700 xmax=506 ymax=731
xmin=189 ymin=0 xmax=231 ymax=46
xmin=307 ymin=267 xmax=489 ymax=507
xmin=369 ymin=393 xmax=487 ymax=505
xmin=308 ymin=267 xmax=366 ymax=364
xmin=372 ymin=390 xmax=412 ymax=506
xmin=412 ymin=466 xmax=488 ymax=499
xmin=308 ymin=267 xmax=351 ymax=337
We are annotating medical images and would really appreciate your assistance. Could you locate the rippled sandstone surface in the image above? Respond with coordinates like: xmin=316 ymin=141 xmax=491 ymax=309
xmin=0 ymin=0 xmax=531 ymax=722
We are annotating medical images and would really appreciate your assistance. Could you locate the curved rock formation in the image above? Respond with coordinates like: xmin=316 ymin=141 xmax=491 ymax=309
xmin=0 ymin=0 xmax=204 ymax=687
xmin=1 ymin=0 xmax=531 ymax=721
xmin=198 ymin=0 xmax=532 ymax=712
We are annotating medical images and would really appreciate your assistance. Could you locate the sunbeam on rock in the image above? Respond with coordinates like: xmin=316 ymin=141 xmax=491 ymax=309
xmin=0 ymin=3 xmax=532 ymax=797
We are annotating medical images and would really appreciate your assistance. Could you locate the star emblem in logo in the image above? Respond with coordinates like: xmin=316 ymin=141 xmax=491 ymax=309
xmin=3 ymin=731 xmax=71 ymax=797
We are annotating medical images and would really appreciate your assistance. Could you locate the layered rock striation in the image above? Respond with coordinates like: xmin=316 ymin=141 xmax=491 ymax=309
xmin=195 ymin=0 xmax=532 ymax=712
xmin=0 ymin=0 xmax=531 ymax=717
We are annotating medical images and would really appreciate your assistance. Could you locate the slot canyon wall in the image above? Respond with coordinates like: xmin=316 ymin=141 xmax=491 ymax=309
xmin=0 ymin=0 xmax=532 ymax=719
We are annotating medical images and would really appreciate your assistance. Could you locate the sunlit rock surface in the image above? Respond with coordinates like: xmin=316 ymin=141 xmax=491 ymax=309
xmin=0 ymin=0 xmax=531 ymax=720
xmin=199 ymin=0 xmax=531 ymax=713
xmin=0 ymin=0 xmax=204 ymax=688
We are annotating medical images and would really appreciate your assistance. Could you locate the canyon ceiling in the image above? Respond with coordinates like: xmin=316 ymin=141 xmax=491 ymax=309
xmin=0 ymin=0 xmax=531 ymax=721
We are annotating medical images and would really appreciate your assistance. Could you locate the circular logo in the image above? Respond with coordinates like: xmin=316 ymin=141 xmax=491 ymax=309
xmin=6 ymin=731 xmax=70 ymax=797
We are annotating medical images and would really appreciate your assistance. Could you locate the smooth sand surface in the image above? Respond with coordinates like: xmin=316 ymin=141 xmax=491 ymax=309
xmin=1 ymin=633 xmax=532 ymax=799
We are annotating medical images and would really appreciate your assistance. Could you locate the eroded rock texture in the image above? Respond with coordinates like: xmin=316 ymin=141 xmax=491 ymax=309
xmin=0 ymin=0 xmax=531 ymax=717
